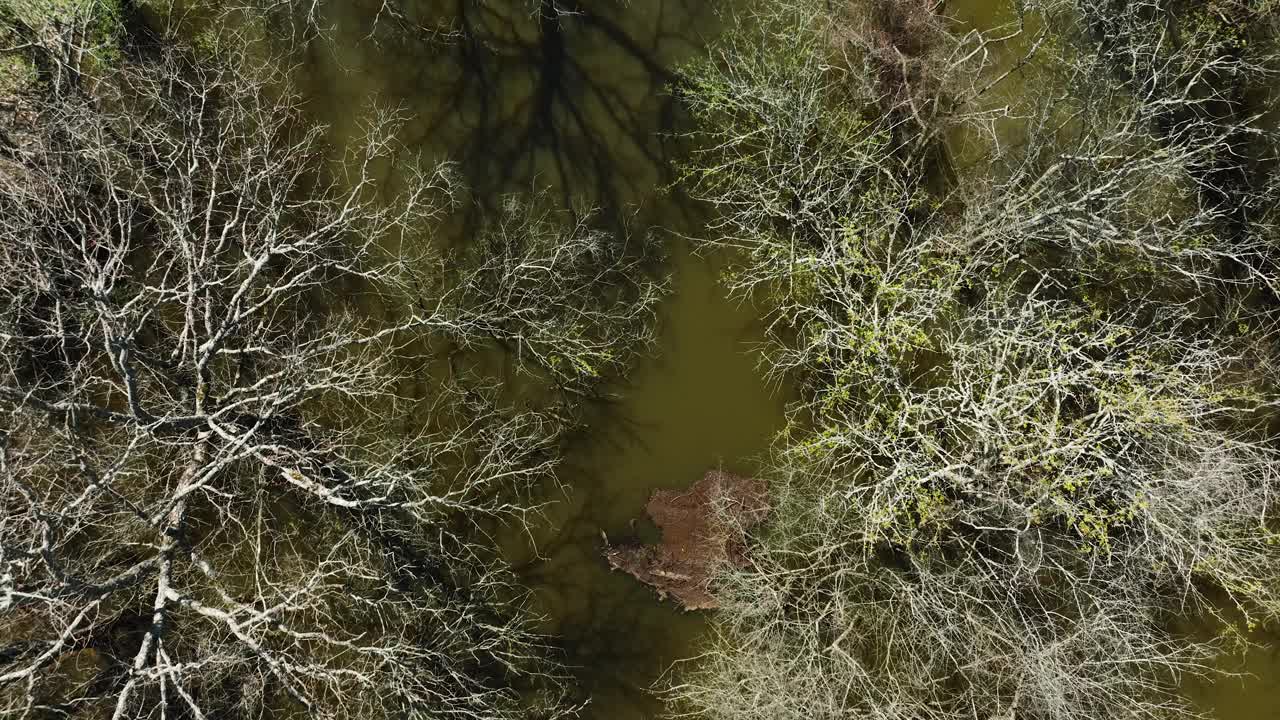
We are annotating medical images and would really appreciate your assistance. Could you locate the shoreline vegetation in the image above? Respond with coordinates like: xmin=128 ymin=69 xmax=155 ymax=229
xmin=670 ymin=1 xmax=1280 ymax=719
xmin=4 ymin=1 xmax=1280 ymax=719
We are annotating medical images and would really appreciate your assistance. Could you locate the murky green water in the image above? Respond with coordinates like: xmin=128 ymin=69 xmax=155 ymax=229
xmin=214 ymin=0 xmax=1280 ymax=716
xmin=1191 ymin=641 xmax=1280 ymax=720
xmin=512 ymin=244 xmax=789 ymax=718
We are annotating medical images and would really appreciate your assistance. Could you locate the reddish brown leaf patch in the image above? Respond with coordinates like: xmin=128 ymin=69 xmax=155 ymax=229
xmin=604 ymin=470 xmax=769 ymax=610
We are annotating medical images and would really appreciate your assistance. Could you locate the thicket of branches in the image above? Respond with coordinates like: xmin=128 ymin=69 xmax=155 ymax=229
xmin=0 ymin=3 xmax=664 ymax=718
xmin=670 ymin=1 xmax=1280 ymax=719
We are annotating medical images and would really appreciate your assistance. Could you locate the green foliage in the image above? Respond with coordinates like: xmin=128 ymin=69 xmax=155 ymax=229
xmin=1 ymin=0 xmax=125 ymax=83
xmin=0 ymin=55 xmax=35 ymax=95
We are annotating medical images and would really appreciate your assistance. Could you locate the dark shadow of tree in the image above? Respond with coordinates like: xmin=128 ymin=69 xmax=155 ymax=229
xmin=299 ymin=0 xmax=716 ymax=230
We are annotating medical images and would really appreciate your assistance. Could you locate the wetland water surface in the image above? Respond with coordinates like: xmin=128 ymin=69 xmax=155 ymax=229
xmin=285 ymin=0 xmax=1279 ymax=716
xmin=517 ymin=245 xmax=789 ymax=718
xmin=290 ymin=2 xmax=791 ymax=716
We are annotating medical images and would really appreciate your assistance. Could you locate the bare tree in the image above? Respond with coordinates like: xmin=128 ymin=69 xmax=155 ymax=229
xmin=668 ymin=1 xmax=1280 ymax=719
xmin=447 ymin=196 xmax=667 ymax=394
xmin=0 ymin=4 xmax=663 ymax=717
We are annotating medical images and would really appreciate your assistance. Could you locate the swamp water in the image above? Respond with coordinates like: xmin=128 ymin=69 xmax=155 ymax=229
xmin=287 ymin=2 xmax=791 ymax=717
xmin=253 ymin=0 xmax=1279 ymax=716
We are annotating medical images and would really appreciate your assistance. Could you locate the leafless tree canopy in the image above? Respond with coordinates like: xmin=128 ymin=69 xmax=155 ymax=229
xmin=0 ymin=4 xmax=664 ymax=718
xmin=8 ymin=0 xmax=1280 ymax=718
xmin=670 ymin=1 xmax=1280 ymax=719
xmin=214 ymin=0 xmax=702 ymax=217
